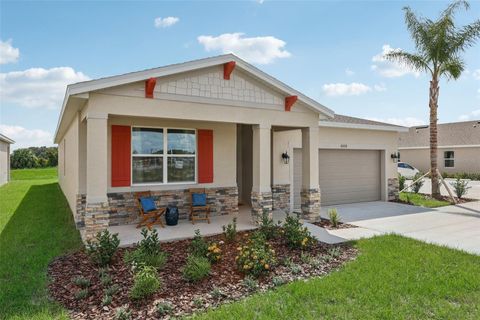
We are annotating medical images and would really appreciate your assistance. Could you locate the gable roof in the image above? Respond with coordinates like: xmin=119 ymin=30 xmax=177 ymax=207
xmin=54 ymin=54 xmax=334 ymax=142
xmin=399 ymin=120 xmax=480 ymax=148
xmin=0 ymin=133 xmax=15 ymax=144
xmin=319 ymin=114 xmax=408 ymax=132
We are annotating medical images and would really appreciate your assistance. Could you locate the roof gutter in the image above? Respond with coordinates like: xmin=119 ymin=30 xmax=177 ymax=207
xmin=318 ymin=121 xmax=409 ymax=132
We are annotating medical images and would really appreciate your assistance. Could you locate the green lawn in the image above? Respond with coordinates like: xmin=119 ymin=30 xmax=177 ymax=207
xmin=0 ymin=168 xmax=82 ymax=320
xmin=196 ymin=235 xmax=480 ymax=319
xmin=399 ymin=191 xmax=452 ymax=208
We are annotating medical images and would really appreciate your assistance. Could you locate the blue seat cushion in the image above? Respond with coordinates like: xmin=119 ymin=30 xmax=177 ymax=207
xmin=140 ymin=197 xmax=157 ymax=212
xmin=192 ymin=193 xmax=207 ymax=207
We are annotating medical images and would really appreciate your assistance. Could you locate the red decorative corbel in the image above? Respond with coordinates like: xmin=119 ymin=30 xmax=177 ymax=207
xmin=223 ymin=61 xmax=236 ymax=80
xmin=145 ymin=78 xmax=157 ymax=99
xmin=285 ymin=95 xmax=298 ymax=111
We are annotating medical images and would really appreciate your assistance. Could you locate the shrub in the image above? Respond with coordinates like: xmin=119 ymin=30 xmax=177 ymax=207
xmin=85 ymin=230 xmax=120 ymax=267
xmin=242 ymin=276 xmax=258 ymax=291
xmin=398 ymin=173 xmax=406 ymax=191
xmin=129 ymin=266 xmax=161 ymax=300
xmin=188 ymin=229 xmax=209 ymax=258
xmin=137 ymin=228 xmax=162 ymax=256
xmin=283 ymin=214 xmax=316 ymax=249
xmin=74 ymin=288 xmax=89 ymax=300
xmin=115 ymin=305 xmax=132 ymax=320
xmin=206 ymin=242 xmax=222 ymax=263
xmin=222 ymin=217 xmax=237 ymax=243
xmin=411 ymin=172 xmax=424 ymax=193
xmin=450 ymin=177 xmax=471 ymax=199
xmin=442 ymin=172 xmax=480 ymax=180
xmin=182 ymin=255 xmax=211 ymax=282
xmin=236 ymin=232 xmax=276 ymax=277
xmin=124 ymin=228 xmax=168 ymax=270
xmin=328 ymin=208 xmax=341 ymax=228
xmin=72 ymin=276 xmax=90 ymax=288
xmin=156 ymin=301 xmax=173 ymax=317
xmin=258 ymin=210 xmax=277 ymax=240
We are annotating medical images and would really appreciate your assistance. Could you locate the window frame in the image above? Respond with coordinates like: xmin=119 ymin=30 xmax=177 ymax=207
xmin=131 ymin=126 xmax=197 ymax=186
xmin=444 ymin=150 xmax=455 ymax=168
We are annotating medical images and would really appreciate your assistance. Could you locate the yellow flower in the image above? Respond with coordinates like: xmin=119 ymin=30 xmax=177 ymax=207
xmin=264 ymin=264 xmax=269 ymax=269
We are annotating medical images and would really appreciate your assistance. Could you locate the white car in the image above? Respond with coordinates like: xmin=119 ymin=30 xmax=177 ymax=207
xmin=397 ymin=162 xmax=420 ymax=179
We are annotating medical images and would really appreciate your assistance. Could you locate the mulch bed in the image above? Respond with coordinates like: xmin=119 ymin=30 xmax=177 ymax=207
xmin=48 ymin=230 xmax=357 ymax=319
xmin=313 ymin=218 xmax=357 ymax=230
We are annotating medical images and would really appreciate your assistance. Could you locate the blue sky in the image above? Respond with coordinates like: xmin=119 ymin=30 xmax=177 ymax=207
xmin=1 ymin=0 xmax=479 ymax=149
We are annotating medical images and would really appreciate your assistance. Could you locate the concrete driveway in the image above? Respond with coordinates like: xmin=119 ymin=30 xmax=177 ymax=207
xmin=319 ymin=201 xmax=480 ymax=255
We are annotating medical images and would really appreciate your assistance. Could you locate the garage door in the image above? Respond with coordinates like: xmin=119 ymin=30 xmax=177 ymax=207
xmin=293 ymin=149 xmax=381 ymax=208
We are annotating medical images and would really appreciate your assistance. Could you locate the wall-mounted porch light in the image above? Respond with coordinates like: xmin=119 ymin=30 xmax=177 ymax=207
xmin=391 ymin=151 xmax=400 ymax=163
xmin=281 ymin=151 xmax=290 ymax=164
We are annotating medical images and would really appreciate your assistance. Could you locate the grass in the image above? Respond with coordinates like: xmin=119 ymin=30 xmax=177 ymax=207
xmin=399 ymin=191 xmax=452 ymax=208
xmin=0 ymin=168 xmax=82 ymax=320
xmin=196 ymin=235 xmax=480 ymax=320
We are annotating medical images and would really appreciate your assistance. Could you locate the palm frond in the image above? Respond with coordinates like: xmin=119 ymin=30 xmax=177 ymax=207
xmin=440 ymin=58 xmax=465 ymax=80
xmin=385 ymin=51 xmax=432 ymax=75
xmin=441 ymin=0 xmax=469 ymax=18
xmin=402 ymin=6 xmax=431 ymax=54
xmin=451 ymin=20 xmax=480 ymax=52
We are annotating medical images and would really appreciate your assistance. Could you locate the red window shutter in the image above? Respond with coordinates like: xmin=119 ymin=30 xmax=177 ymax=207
xmin=111 ymin=125 xmax=131 ymax=187
xmin=197 ymin=129 xmax=214 ymax=183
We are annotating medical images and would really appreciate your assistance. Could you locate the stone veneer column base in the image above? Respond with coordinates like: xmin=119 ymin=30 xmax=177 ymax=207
xmin=250 ymin=191 xmax=272 ymax=224
xmin=84 ymin=202 xmax=110 ymax=241
xmin=300 ymin=188 xmax=321 ymax=221
xmin=388 ymin=178 xmax=399 ymax=201
xmin=272 ymin=184 xmax=290 ymax=213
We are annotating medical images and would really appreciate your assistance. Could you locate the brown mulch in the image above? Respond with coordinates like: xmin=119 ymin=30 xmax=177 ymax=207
xmin=313 ymin=218 xmax=357 ymax=230
xmin=48 ymin=230 xmax=357 ymax=319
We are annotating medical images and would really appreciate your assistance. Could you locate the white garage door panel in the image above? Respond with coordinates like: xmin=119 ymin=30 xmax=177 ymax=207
xmin=293 ymin=149 xmax=381 ymax=208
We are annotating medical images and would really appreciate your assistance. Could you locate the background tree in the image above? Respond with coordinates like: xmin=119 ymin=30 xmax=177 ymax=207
xmin=10 ymin=149 xmax=38 ymax=169
xmin=10 ymin=146 xmax=58 ymax=169
xmin=386 ymin=0 xmax=480 ymax=198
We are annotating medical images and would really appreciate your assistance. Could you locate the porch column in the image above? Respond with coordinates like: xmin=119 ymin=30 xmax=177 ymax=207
xmin=250 ymin=124 xmax=272 ymax=223
xmin=84 ymin=113 xmax=109 ymax=241
xmin=301 ymin=126 xmax=321 ymax=221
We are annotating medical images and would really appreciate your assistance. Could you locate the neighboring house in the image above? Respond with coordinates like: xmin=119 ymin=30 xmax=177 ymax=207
xmin=54 ymin=54 xmax=406 ymax=240
xmin=399 ymin=121 xmax=480 ymax=174
xmin=0 ymin=133 xmax=14 ymax=186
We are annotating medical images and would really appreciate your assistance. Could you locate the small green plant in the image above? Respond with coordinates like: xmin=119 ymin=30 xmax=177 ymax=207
xmin=282 ymin=256 xmax=294 ymax=268
xmin=182 ymin=254 xmax=211 ymax=282
xmin=102 ymin=294 xmax=113 ymax=306
xmin=258 ymin=210 xmax=277 ymax=240
xmin=206 ymin=242 xmax=222 ymax=263
xmin=309 ymin=257 xmax=323 ymax=268
xmin=124 ymin=228 xmax=168 ymax=270
xmin=99 ymin=273 xmax=112 ymax=287
xmin=210 ymin=287 xmax=226 ymax=299
xmin=236 ymin=232 xmax=276 ymax=277
xmin=105 ymin=284 xmax=120 ymax=296
xmin=272 ymin=276 xmax=285 ymax=287
xmin=85 ymin=230 xmax=120 ymax=267
xmin=450 ymin=177 xmax=471 ymax=199
xmin=398 ymin=173 xmax=406 ymax=191
xmin=156 ymin=301 xmax=173 ymax=317
xmin=129 ymin=266 xmax=161 ymax=300
xmin=283 ymin=214 xmax=316 ymax=249
xmin=328 ymin=246 xmax=342 ymax=258
xmin=189 ymin=229 xmax=209 ymax=258
xmin=242 ymin=276 xmax=258 ymax=292
xmin=115 ymin=305 xmax=132 ymax=320
xmin=72 ymin=276 xmax=90 ymax=288
xmin=289 ymin=263 xmax=302 ymax=274
xmin=328 ymin=208 xmax=341 ymax=228
xmin=411 ymin=172 xmax=425 ymax=193
xmin=193 ymin=297 xmax=204 ymax=308
xmin=300 ymin=252 xmax=314 ymax=265
xmin=74 ymin=288 xmax=89 ymax=300
xmin=222 ymin=217 xmax=237 ymax=243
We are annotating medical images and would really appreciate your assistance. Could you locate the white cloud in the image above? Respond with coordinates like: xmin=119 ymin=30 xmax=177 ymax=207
xmin=367 ymin=117 xmax=426 ymax=127
xmin=0 ymin=124 xmax=53 ymax=150
xmin=154 ymin=17 xmax=179 ymax=28
xmin=0 ymin=39 xmax=20 ymax=64
xmin=322 ymin=82 xmax=386 ymax=96
xmin=0 ymin=67 xmax=90 ymax=109
xmin=473 ymin=69 xmax=480 ymax=80
xmin=197 ymin=33 xmax=291 ymax=64
xmin=458 ymin=109 xmax=480 ymax=121
xmin=371 ymin=44 xmax=420 ymax=78
xmin=345 ymin=68 xmax=355 ymax=76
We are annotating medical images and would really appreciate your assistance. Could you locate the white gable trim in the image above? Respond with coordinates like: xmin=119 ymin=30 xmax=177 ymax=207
xmin=318 ymin=121 xmax=408 ymax=132
xmin=399 ymin=144 xmax=480 ymax=150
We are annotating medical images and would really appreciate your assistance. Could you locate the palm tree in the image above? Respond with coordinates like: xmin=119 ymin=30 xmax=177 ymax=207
xmin=386 ymin=0 xmax=480 ymax=198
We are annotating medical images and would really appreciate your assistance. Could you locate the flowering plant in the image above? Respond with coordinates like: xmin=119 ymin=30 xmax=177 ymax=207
xmin=236 ymin=232 xmax=276 ymax=277
xmin=206 ymin=242 xmax=222 ymax=263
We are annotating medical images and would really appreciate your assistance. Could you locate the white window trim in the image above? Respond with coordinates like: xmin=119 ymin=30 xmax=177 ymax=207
xmin=443 ymin=150 xmax=455 ymax=168
xmin=131 ymin=126 xmax=197 ymax=186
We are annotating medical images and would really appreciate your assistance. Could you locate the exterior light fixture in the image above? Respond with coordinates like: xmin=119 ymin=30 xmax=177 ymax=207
xmin=281 ymin=151 xmax=290 ymax=164
xmin=391 ymin=152 xmax=400 ymax=163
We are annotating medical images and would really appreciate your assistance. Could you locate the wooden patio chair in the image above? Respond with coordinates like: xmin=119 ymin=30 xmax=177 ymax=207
xmin=189 ymin=188 xmax=210 ymax=224
xmin=134 ymin=191 xmax=166 ymax=229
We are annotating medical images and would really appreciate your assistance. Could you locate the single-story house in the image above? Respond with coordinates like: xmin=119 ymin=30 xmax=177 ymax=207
xmin=0 ymin=133 xmax=14 ymax=186
xmin=399 ymin=121 xmax=480 ymax=174
xmin=54 ymin=54 xmax=406 ymax=240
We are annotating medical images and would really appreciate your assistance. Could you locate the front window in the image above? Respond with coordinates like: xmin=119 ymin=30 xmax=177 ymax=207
xmin=131 ymin=127 xmax=196 ymax=184
xmin=444 ymin=151 xmax=454 ymax=168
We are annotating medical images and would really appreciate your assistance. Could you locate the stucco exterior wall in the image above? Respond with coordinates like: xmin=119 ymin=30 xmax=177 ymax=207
xmin=399 ymin=147 xmax=480 ymax=174
xmin=0 ymin=141 xmax=10 ymax=186
xmin=58 ymin=113 xmax=80 ymax=213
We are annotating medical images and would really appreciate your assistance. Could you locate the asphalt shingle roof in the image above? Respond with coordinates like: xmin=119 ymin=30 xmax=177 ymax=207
xmin=320 ymin=114 xmax=406 ymax=129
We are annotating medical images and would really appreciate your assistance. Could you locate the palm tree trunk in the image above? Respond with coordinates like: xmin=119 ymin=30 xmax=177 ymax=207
xmin=429 ymin=78 xmax=440 ymax=198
